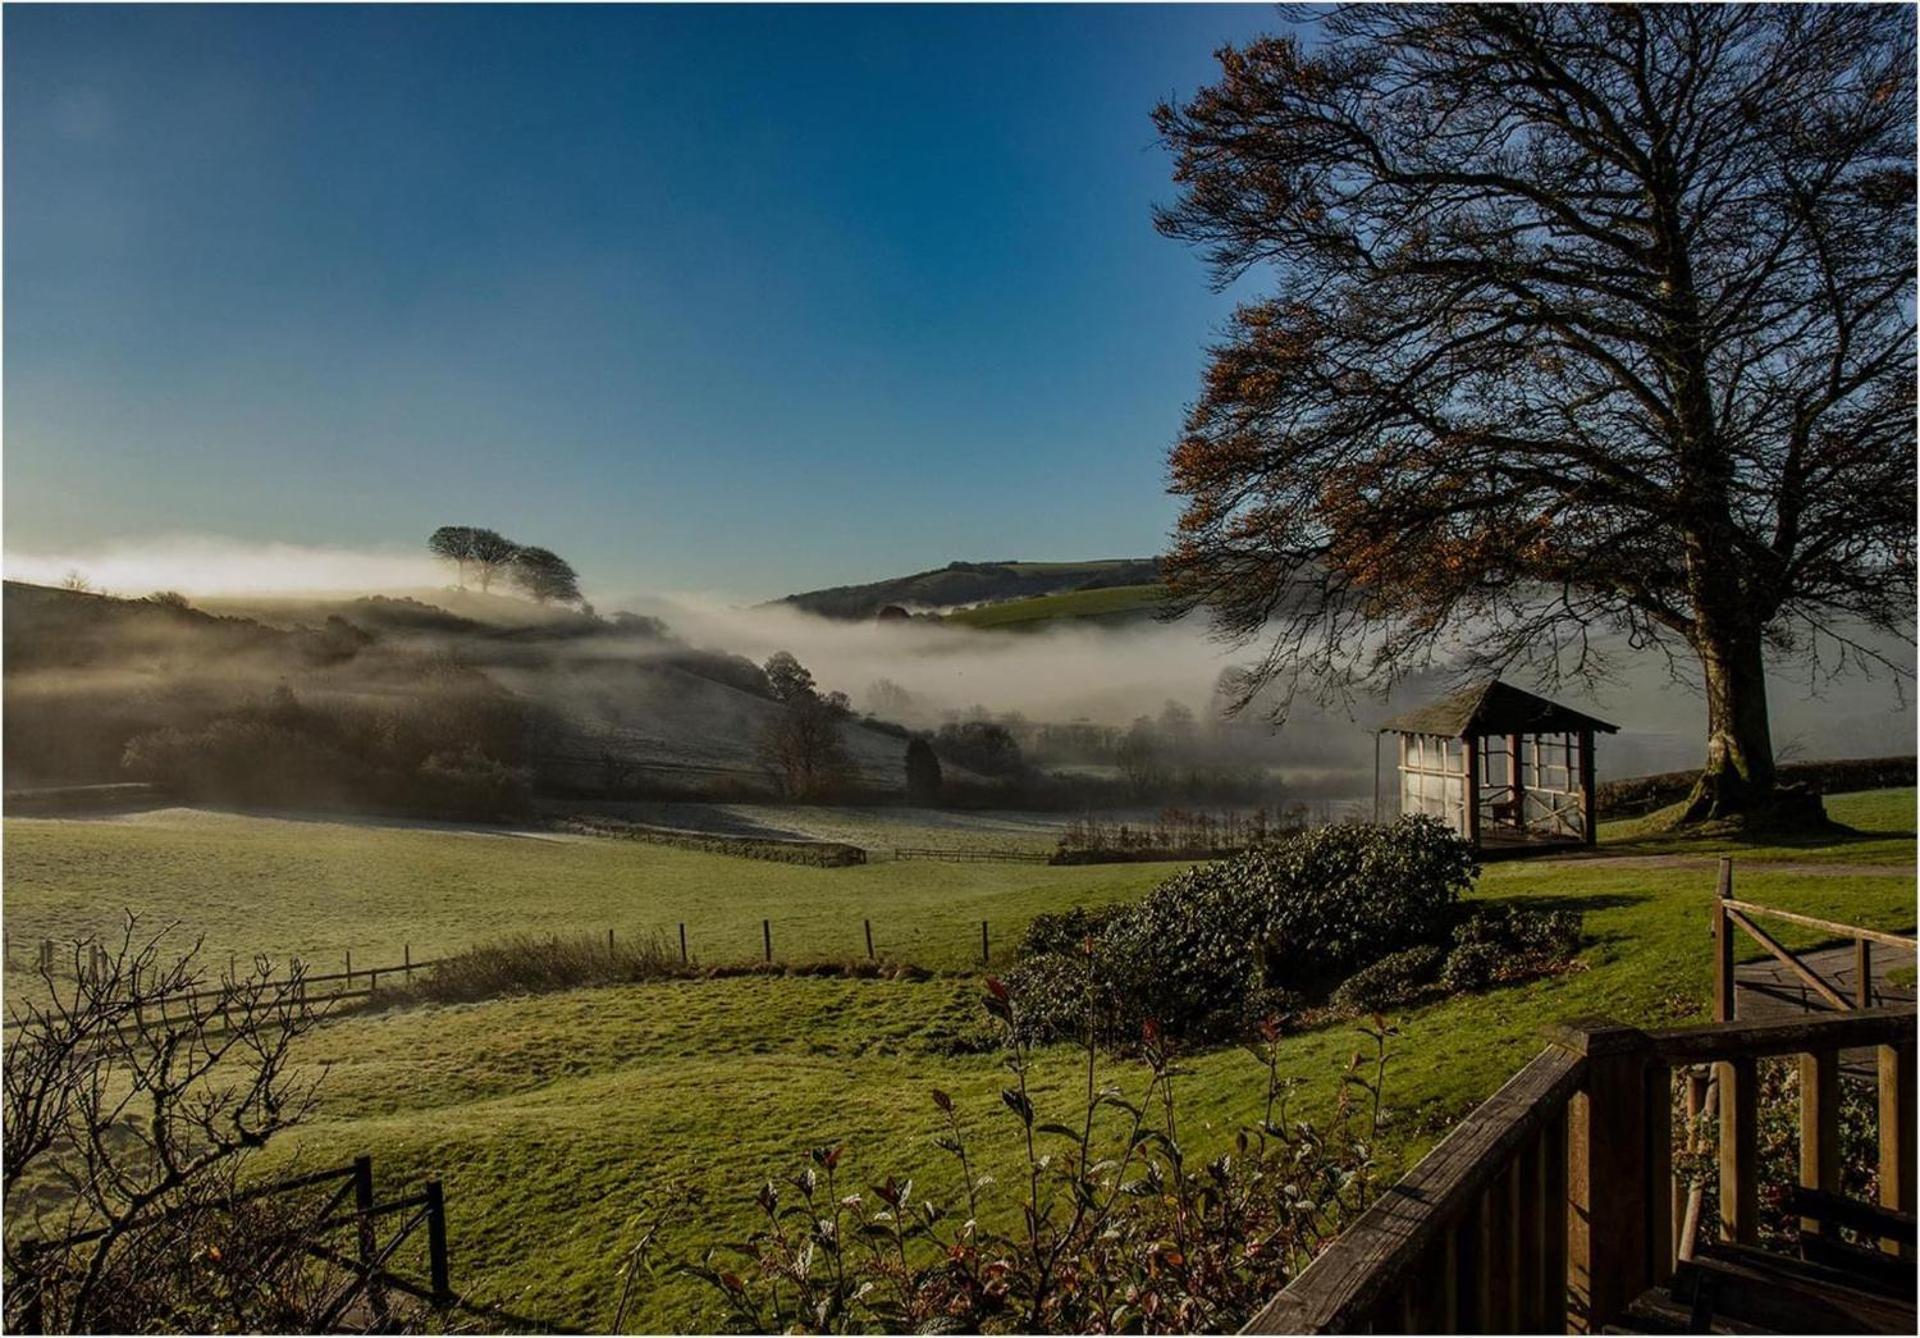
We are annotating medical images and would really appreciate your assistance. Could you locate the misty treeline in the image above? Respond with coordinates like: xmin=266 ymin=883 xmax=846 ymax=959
xmin=427 ymin=525 xmax=583 ymax=605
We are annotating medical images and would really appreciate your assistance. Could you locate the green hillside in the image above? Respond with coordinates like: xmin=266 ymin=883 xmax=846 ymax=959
xmin=774 ymin=558 xmax=1161 ymax=620
xmin=943 ymin=582 xmax=1168 ymax=629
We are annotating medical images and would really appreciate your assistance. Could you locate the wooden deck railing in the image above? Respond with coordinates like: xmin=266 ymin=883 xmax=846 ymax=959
xmin=1245 ymin=1004 xmax=1917 ymax=1334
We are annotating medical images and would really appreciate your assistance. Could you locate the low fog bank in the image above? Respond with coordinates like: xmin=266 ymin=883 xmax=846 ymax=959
xmin=622 ymin=591 xmax=1916 ymax=791
xmin=5 ymin=537 xmax=442 ymax=596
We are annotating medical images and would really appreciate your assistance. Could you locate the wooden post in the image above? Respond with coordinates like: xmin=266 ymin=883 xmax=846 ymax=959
xmin=981 ymin=919 xmax=990 ymax=966
xmin=1880 ymin=1041 xmax=1914 ymax=1255
xmin=229 ymin=951 xmax=237 ymax=986
xmin=1713 ymin=859 xmax=1736 ymax=1023
xmin=1508 ymin=731 xmax=1524 ymax=833
xmin=863 ymin=919 xmax=874 ymax=961
xmin=425 ymin=1180 xmax=451 ymax=1305
xmin=1856 ymin=937 xmax=1873 ymax=1009
xmin=607 ymin=927 xmax=615 ymax=956
xmin=1463 ymin=733 xmax=1482 ymax=848
xmin=679 ymin=923 xmax=688 ymax=965
xmin=1578 ymin=728 xmax=1597 ymax=846
xmin=404 ymin=943 xmax=412 ymax=982
xmin=1718 ymin=1054 xmax=1759 ymax=1244
xmin=1554 ymin=1020 xmax=1655 ymax=1333
xmin=1798 ymin=1048 xmax=1841 ymax=1238
xmin=345 ymin=948 xmax=353 ymax=984
xmin=353 ymin=1155 xmax=387 ymax=1323
xmin=763 ymin=919 xmax=772 ymax=963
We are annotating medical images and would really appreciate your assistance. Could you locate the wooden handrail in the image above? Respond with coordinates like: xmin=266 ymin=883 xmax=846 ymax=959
xmin=1721 ymin=899 xmax=1917 ymax=951
xmin=1244 ymin=1046 xmax=1586 ymax=1333
xmin=1645 ymin=1005 xmax=1916 ymax=1064
xmin=1724 ymin=907 xmax=1852 ymax=1011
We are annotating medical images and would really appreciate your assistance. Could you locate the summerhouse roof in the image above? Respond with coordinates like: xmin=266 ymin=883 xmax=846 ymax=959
xmin=1377 ymin=679 xmax=1619 ymax=739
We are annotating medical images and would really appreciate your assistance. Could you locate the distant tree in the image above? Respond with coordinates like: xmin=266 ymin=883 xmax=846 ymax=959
xmin=509 ymin=546 xmax=582 ymax=604
xmin=933 ymin=720 xmax=1024 ymax=778
xmin=467 ymin=529 xmax=521 ymax=593
xmin=763 ymin=651 xmax=818 ymax=704
xmin=759 ymin=695 xmax=853 ymax=800
xmin=1115 ymin=717 xmax=1164 ymax=795
xmin=145 ymin=590 xmax=192 ymax=610
xmin=58 ymin=571 xmax=92 ymax=594
xmin=1154 ymin=5 xmax=1916 ymax=823
xmin=867 ymin=677 xmax=914 ymax=718
xmin=427 ymin=526 xmax=479 ymax=586
xmin=905 ymin=737 xmax=944 ymax=804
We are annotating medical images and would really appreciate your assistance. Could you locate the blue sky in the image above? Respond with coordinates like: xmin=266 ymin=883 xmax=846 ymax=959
xmin=4 ymin=3 xmax=1288 ymax=600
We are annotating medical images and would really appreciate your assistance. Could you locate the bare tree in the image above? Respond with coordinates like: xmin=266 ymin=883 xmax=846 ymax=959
xmin=758 ymin=696 xmax=853 ymax=800
xmin=1154 ymin=5 xmax=1915 ymax=822
xmin=3 ymin=918 xmax=331 ymax=1332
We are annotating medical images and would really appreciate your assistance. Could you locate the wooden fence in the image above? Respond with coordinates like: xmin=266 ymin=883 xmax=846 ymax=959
xmin=6 ymin=908 xmax=1016 ymax=1024
xmin=11 ymin=1157 xmax=451 ymax=1332
xmin=1710 ymin=855 xmax=1918 ymax=1019
xmin=892 ymin=845 xmax=1052 ymax=863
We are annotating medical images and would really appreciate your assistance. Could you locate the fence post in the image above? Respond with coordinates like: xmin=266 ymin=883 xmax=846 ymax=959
xmin=981 ymin=920 xmax=990 ymax=966
xmin=1857 ymin=937 xmax=1873 ymax=1009
xmin=1881 ymin=1040 xmax=1915 ymax=1256
xmin=1713 ymin=859 xmax=1735 ymax=1023
xmin=352 ymin=1155 xmax=388 ymax=1323
xmin=1799 ymin=1048 xmax=1841 ymax=1238
xmin=763 ymin=919 xmax=772 ymax=963
xmin=864 ymin=919 xmax=874 ymax=961
xmin=405 ymin=943 xmax=413 ymax=983
xmin=40 ymin=939 xmax=53 ymax=975
xmin=424 ymin=1180 xmax=451 ymax=1306
xmin=345 ymin=948 xmax=353 ymax=985
xmin=679 ymin=923 xmax=689 ymax=965
xmin=1552 ymin=1019 xmax=1657 ymax=1333
xmin=608 ymin=927 xmax=615 ymax=956
xmin=1719 ymin=1055 xmax=1759 ymax=1244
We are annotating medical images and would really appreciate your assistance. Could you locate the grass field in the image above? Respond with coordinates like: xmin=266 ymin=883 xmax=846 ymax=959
xmin=3 ymin=791 xmax=1913 ymax=1330
xmin=942 ymin=583 xmax=1166 ymax=629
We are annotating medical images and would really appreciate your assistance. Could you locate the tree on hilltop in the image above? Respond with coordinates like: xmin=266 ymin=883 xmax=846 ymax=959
xmin=1155 ymin=4 xmax=1915 ymax=824
xmin=429 ymin=525 xmax=521 ymax=592
xmin=763 ymin=651 xmax=818 ymax=704
xmin=509 ymin=546 xmax=582 ymax=605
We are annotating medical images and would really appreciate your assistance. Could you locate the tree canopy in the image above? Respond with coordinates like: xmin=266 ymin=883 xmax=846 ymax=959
xmin=1154 ymin=4 xmax=1915 ymax=820
xmin=428 ymin=527 xmax=583 ymax=603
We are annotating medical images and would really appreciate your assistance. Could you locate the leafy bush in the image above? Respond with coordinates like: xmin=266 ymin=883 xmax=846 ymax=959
xmin=1331 ymin=945 xmax=1446 ymax=1013
xmin=1452 ymin=904 xmax=1582 ymax=960
xmin=1006 ymin=817 xmax=1475 ymax=1043
xmin=1016 ymin=905 xmax=1126 ymax=958
xmin=1439 ymin=941 xmax=1504 ymax=993
xmin=656 ymin=983 xmax=1395 ymax=1334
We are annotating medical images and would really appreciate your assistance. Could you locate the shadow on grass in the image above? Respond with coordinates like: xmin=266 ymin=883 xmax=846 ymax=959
xmin=1478 ymin=891 xmax=1651 ymax=915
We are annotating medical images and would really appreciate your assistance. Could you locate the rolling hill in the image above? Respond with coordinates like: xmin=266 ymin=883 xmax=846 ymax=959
xmin=773 ymin=559 xmax=1162 ymax=620
xmin=1 ymin=581 xmax=933 ymax=803
xmin=941 ymin=582 xmax=1169 ymax=630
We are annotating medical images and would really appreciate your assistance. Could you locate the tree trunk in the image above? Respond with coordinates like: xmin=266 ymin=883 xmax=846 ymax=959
xmin=1681 ymin=627 xmax=1778 ymax=822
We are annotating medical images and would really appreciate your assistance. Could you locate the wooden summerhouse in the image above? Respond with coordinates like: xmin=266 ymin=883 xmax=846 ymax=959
xmin=1377 ymin=680 xmax=1617 ymax=850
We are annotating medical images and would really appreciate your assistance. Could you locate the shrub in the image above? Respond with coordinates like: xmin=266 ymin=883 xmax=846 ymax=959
xmin=416 ymin=745 xmax=532 ymax=819
xmin=1453 ymin=904 xmax=1582 ymax=960
xmin=1006 ymin=817 xmax=1475 ymax=1043
xmin=1016 ymin=904 xmax=1126 ymax=958
xmin=1332 ymin=945 xmax=1446 ymax=1013
xmin=408 ymin=931 xmax=682 ymax=1004
xmin=1440 ymin=940 xmax=1504 ymax=993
